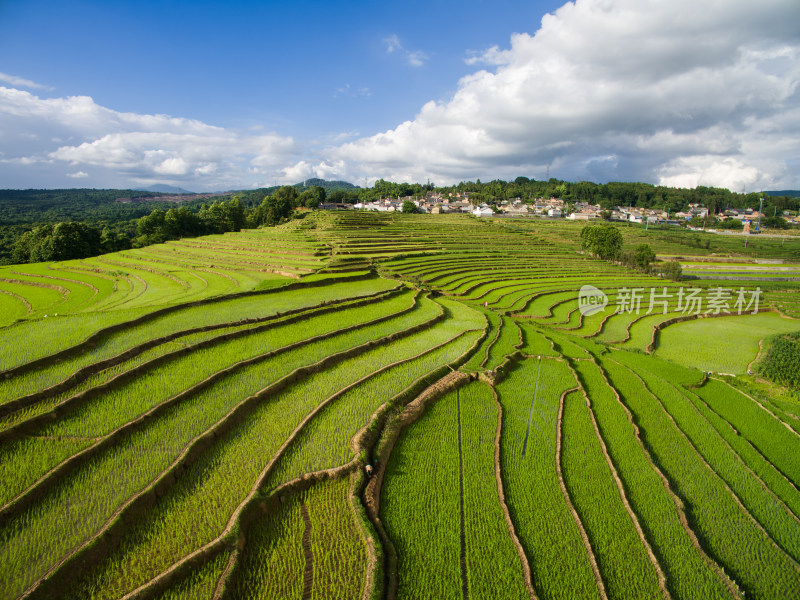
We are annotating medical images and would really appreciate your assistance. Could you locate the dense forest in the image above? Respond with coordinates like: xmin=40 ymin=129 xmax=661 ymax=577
xmin=1 ymin=178 xmax=798 ymax=264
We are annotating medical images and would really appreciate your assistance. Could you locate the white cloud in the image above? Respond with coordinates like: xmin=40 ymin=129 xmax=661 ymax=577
xmin=0 ymin=72 xmax=53 ymax=91
xmin=464 ymin=46 xmax=510 ymax=67
xmin=0 ymin=86 xmax=298 ymax=190
xmin=66 ymin=171 xmax=88 ymax=179
xmin=382 ymin=34 xmax=428 ymax=67
xmin=319 ymin=0 xmax=800 ymax=189
xmin=384 ymin=34 xmax=402 ymax=54
xmin=406 ymin=51 xmax=428 ymax=68
xmin=281 ymin=159 xmax=347 ymax=183
xmin=2 ymin=0 xmax=799 ymax=192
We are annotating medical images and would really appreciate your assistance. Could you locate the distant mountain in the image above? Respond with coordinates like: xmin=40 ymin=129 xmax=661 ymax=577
xmin=763 ymin=190 xmax=800 ymax=198
xmin=135 ymin=184 xmax=197 ymax=195
xmin=293 ymin=178 xmax=359 ymax=191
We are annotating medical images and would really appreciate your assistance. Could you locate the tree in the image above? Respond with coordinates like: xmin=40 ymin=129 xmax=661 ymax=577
xmin=580 ymin=224 xmax=623 ymax=261
xmin=763 ymin=216 xmax=790 ymax=230
xmin=12 ymin=222 xmax=102 ymax=263
xmin=402 ymin=200 xmax=418 ymax=214
xmin=299 ymin=186 xmax=326 ymax=209
xmin=225 ymin=197 xmax=246 ymax=231
xmin=251 ymin=193 xmax=294 ymax=227
xmin=136 ymin=209 xmax=166 ymax=237
xmin=655 ymin=260 xmax=683 ymax=281
xmin=164 ymin=206 xmax=202 ymax=238
xmin=199 ymin=201 xmax=233 ymax=233
xmin=634 ymin=244 xmax=656 ymax=271
xmin=274 ymin=186 xmax=299 ymax=208
xmin=718 ymin=218 xmax=744 ymax=230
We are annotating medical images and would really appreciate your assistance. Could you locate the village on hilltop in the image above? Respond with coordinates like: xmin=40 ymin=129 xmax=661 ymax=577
xmin=322 ymin=191 xmax=800 ymax=227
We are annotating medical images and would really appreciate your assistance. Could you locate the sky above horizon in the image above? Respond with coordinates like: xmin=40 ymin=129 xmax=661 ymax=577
xmin=1 ymin=0 xmax=798 ymax=192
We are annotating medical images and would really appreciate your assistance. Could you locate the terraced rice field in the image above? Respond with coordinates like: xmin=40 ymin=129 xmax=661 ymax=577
xmin=1 ymin=211 xmax=798 ymax=599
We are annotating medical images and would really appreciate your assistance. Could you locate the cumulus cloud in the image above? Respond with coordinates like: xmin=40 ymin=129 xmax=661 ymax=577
xmin=321 ymin=0 xmax=800 ymax=189
xmin=2 ymin=0 xmax=799 ymax=192
xmin=66 ymin=171 xmax=88 ymax=179
xmin=0 ymin=86 xmax=298 ymax=190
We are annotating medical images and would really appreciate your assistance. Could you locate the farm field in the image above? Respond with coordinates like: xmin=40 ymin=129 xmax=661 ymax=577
xmin=1 ymin=211 xmax=799 ymax=599
xmin=654 ymin=312 xmax=800 ymax=374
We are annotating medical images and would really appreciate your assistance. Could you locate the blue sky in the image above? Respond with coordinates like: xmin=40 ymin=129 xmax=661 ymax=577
xmin=1 ymin=0 xmax=799 ymax=191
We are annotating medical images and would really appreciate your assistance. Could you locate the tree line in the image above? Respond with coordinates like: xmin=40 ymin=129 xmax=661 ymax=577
xmin=9 ymin=186 xmax=327 ymax=264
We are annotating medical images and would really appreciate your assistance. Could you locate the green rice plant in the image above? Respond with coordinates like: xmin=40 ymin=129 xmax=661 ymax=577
xmin=58 ymin=309 xmax=471 ymax=599
xmin=561 ymin=388 xmax=664 ymax=600
xmin=572 ymin=359 xmax=732 ymax=600
xmin=695 ymin=379 xmax=800 ymax=488
xmin=610 ymin=349 xmax=704 ymax=386
xmin=0 ymin=280 xmax=64 ymax=316
xmin=0 ymin=318 xmax=268 ymax=432
xmin=151 ymin=550 xmax=230 ymax=600
xmin=619 ymin=358 xmax=800 ymax=564
xmin=88 ymin=256 xmax=191 ymax=308
xmin=0 ymin=308 xmax=149 ymax=374
xmin=0 ymin=292 xmax=426 ymax=503
xmin=0 ymin=437 xmax=94 ymax=508
xmin=0 ymin=291 xmax=30 ymax=327
xmin=39 ymin=291 xmax=422 ymax=438
xmin=537 ymin=298 xmax=580 ymax=326
xmin=616 ymin=310 xmax=683 ymax=351
xmin=6 ymin=266 xmax=102 ymax=314
xmin=602 ymin=358 xmax=800 ymax=599
xmin=484 ymin=315 xmax=521 ymax=370
xmin=539 ymin=329 xmax=588 ymax=359
xmin=676 ymin=384 xmax=800 ymax=519
xmin=229 ymin=477 xmax=367 ymax=599
xmin=463 ymin=309 xmax=501 ymax=371
xmin=655 ymin=312 xmax=800 ymax=374
xmin=382 ymin=382 xmax=529 ymax=599
xmin=0 ymin=299 xmax=440 ymax=599
xmin=265 ymin=329 xmax=483 ymax=489
xmin=517 ymin=290 xmax=576 ymax=318
xmin=725 ymin=377 xmax=800 ymax=435
xmin=0 ymin=276 xmax=399 ymax=397
xmin=460 ymin=383 xmax=530 ymax=599
xmin=495 ymin=359 xmax=601 ymax=600
xmin=517 ymin=322 xmax=559 ymax=356
xmin=566 ymin=304 xmax=614 ymax=337
xmin=594 ymin=311 xmax=638 ymax=343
